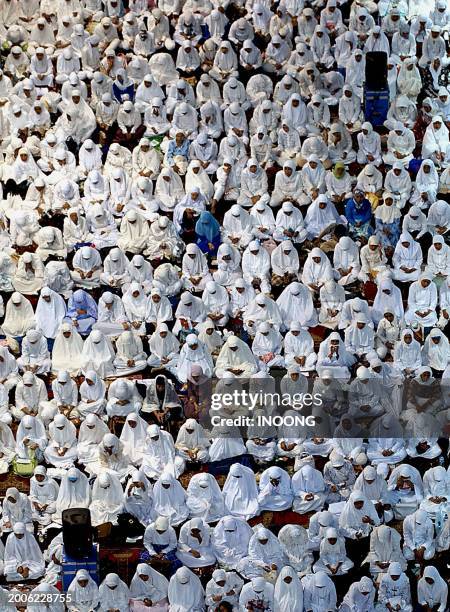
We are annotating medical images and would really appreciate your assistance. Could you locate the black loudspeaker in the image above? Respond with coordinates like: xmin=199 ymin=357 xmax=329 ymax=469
xmin=365 ymin=51 xmax=388 ymax=91
xmin=62 ymin=508 xmax=93 ymax=559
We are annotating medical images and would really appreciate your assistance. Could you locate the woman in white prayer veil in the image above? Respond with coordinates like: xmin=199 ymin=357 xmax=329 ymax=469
xmin=168 ymin=567 xmax=204 ymax=612
xmin=185 ymin=160 xmax=214 ymax=200
xmin=176 ymin=517 xmax=216 ymax=568
xmin=117 ymin=210 xmax=149 ymax=255
xmin=89 ymin=471 xmax=123 ymax=527
xmin=1 ymin=292 xmax=34 ymax=338
xmin=114 ymin=331 xmax=147 ymax=376
xmin=83 ymin=170 xmax=110 ymax=207
xmin=13 ymin=252 xmax=44 ymax=295
xmin=4 ymin=523 xmax=44 ymax=583
xmin=122 ymin=282 xmax=150 ymax=335
xmin=118 ymin=412 xmax=147 ymax=467
xmin=201 ymin=281 xmax=229 ymax=328
xmin=175 ymin=418 xmax=210 ymax=464
xmin=339 ymin=491 xmax=380 ymax=540
xmin=426 ymin=234 xmax=450 ymax=279
xmin=222 ymin=204 xmax=255 ymax=248
xmin=141 ymin=423 xmax=185 ymax=480
xmin=30 ymin=466 xmax=59 ymax=527
xmin=404 ymin=273 xmax=437 ymax=328
xmin=126 ymin=255 xmax=154 ymax=295
xmin=181 ymin=243 xmax=212 ymax=292
xmin=276 ymin=281 xmax=317 ymax=331
xmin=197 ymin=320 xmax=223 ymax=356
xmin=99 ymin=573 xmax=130 ymax=612
xmin=130 ymin=564 xmax=169 ymax=611
xmin=186 ymin=473 xmax=225 ymax=523
xmin=67 ymin=569 xmax=99 ymax=612
xmin=222 ymin=463 xmax=259 ymax=521
xmin=215 ymin=335 xmax=258 ymax=378
xmin=77 ymin=372 xmax=106 ymax=420
xmin=422 ymin=115 xmax=450 ymax=165
xmin=177 ymin=335 xmax=214 ymax=383
xmin=152 ymin=471 xmax=189 ymax=526
xmin=213 ymin=243 xmax=241 ymax=287
xmin=257 ymin=466 xmax=293 ymax=512
xmin=155 ymin=167 xmax=185 ymax=212
xmin=28 ymin=583 xmax=64 ymax=612
xmin=363 ymin=524 xmax=406 ymax=581
xmin=276 ymin=526 xmax=312 ymax=577
xmin=416 ymin=566 xmax=448 ymax=612
xmin=211 ymin=516 xmax=252 ymax=570
xmin=146 ymin=216 xmax=184 ymax=260
xmin=147 ymin=323 xmax=180 ymax=372
xmin=124 ymin=469 xmax=153 ymax=527
xmin=238 ymin=525 xmax=286 ymax=579
xmin=100 ymin=249 xmax=130 ymax=290
xmin=17 ymin=329 xmax=51 ymax=375
xmin=422 ymin=327 xmax=450 ymax=373
xmin=251 ymin=322 xmax=284 ymax=369
xmin=15 ymin=415 xmax=46 ymax=464
xmin=44 ymin=414 xmax=78 ymax=469
xmin=52 ymin=323 xmax=84 ymax=375
xmin=77 ymin=417 xmax=106 ymax=470
xmin=318 ymin=278 xmax=345 ymax=329
xmin=54 ymin=467 xmax=90 ymax=522
xmin=78 ymin=139 xmax=102 ymax=177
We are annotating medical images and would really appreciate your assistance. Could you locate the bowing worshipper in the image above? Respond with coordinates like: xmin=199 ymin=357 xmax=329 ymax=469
xmin=13 ymin=252 xmax=44 ymax=295
xmin=1 ymin=488 xmax=33 ymax=533
xmin=141 ymin=424 xmax=185 ymax=480
xmin=44 ymin=413 xmax=78 ymax=469
xmin=388 ymin=464 xmax=424 ymax=520
xmin=114 ymin=331 xmax=147 ymax=376
xmin=77 ymin=373 xmax=106 ymax=421
xmin=301 ymin=571 xmax=337 ymax=612
xmin=176 ymin=517 xmax=216 ymax=569
xmin=15 ymin=415 xmax=46 ymax=465
xmin=257 ymin=466 xmax=293 ymax=511
xmin=13 ymin=372 xmax=47 ymax=421
xmin=119 ymin=412 xmax=147 ymax=466
xmin=291 ymin=463 xmax=326 ymax=514
xmin=51 ymin=323 xmax=84 ymax=376
xmin=302 ymin=248 xmax=334 ymax=296
xmin=392 ymin=233 xmax=423 ymax=284
xmin=175 ymin=419 xmax=210 ymax=465
xmin=152 ymin=472 xmax=189 ymax=527
xmin=313 ymin=527 xmax=354 ymax=576
xmin=168 ymin=567 xmax=205 ymax=612
xmin=34 ymin=226 xmax=67 ymax=262
xmin=340 ymin=576 xmax=376 ymax=612
xmin=16 ymin=329 xmax=51 ymax=375
xmin=323 ymin=450 xmax=356 ymax=503
xmin=416 ymin=566 xmax=448 ymax=612
xmin=100 ymin=249 xmax=131 ymax=290
xmin=4 ymin=523 xmax=44 ymax=583
xmin=29 ymin=466 xmax=59 ymax=528
xmin=317 ymin=332 xmax=356 ymax=379
xmin=130 ymin=564 xmax=169 ymax=612
xmin=276 ymin=526 xmax=313 ymax=578
xmin=222 ymin=463 xmax=260 ymax=521
xmin=215 ymin=335 xmax=258 ymax=378
xmin=34 ymin=287 xmax=66 ymax=345
xmin=377 ymin=562 xmax=413 ymax=612
xmin=124 ymin=469 xmax=154 ymax=529
xmin=185 ymin=473 xmax=225 ymax=523
xmin=67 ymin=570 xmax=100 ymax=612
xmin=81 ymin=329 xmax=115 ymax=378
xmin=89 ymin=471 xmax=123 ymax=527
xmin=98 ymin=573 xmax=130 ymax=612
xmin=1 ymin=292 xmax=34 ymax=339
xmin=106 ymin=378 xmax=142 ymax=419
xmin=94 ymin=292 xmax=129 ymax=337
xmin=284 ymin=324 xmax=317 ymax=372
xmin=237 ymin=525 xmax=286 ymax=581
xmin=87 ymin=433 xmax=130 ymax=481
xmin=117 ymin=210 xmax=149 ymax=255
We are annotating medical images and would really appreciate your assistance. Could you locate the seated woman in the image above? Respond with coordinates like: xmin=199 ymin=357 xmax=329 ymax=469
xmin=292 ymin=464 xmax=326 ymax=515
xmin=392 ymin=232 xmax=423 ymax=284
xmin=152 ymin=472 xmax=189 ymax=526
xmin=402 ymin=509 xmax=436 ymax=563
xmin=94 ymin=292 xmax=129 ymax=338
xmin=421 ymin=466 xmax=450 ymax=520
xmin=313 ymin=527 xmax=354 ymax=576
xmin=64 ymin=289 xmax=98 ymax=336
xmin=143 ymin=516 xmax=180 ymax=571
xmin=147 ymin=324 xmax=180 ymax=375
xmin=317 ymin=332 xmax=356 ymax=380
xmin=257 ymin=466 xmax=293 ymax=512
xmin=195 ymin=210 xmax=221 ymax=258
xmin=89 ymin=471 xmax=124 ymax=528
xmin=100 ymin=248 xmax=130 ymax=290
xmin=17 ymin=329 xmax=51 ymax=375
xmin=77 ymin=372 xmax=107 ymax=419
xmin=13 ymin=372 xmax=47 ymax=421
xmin=29 ymin=466 xmax=59 ymax=528
xmin=130 ymin=564 xmax=169 ymax=612
xmin=106 ymin=379 xmax=142 ymax=419
xmin=363 ymin=525 xmax=406 ymax=582
xmin=114 ymin=331 xmax=147 ymax=376
xmin=237 ymin=525 xmax=286 ymax=580
xmin=119 ymin=412 xmax=147 ymax=467
xmin=1 ymin=488 xmax=33 ymax=534
xmin=4 ymin=524 xmax=45 ymax=582
xmin=338 ymin=491 xmax=380 ymax=541
xmin=374 ymin=192 xmax=402 ymax=250
xmin=175 ymin=419 xmax=210 ymax=464
xmin=393 ymin=329 xmax=422 ymax=377
xmin=377 ymin=563 xmax=412 ymax=612
xmin=44 ymin=414 xmax=78 ymax=470
xmin=71 ymin=246 xmax=103 ymax=289
xmin=252 ymin=322 xmax=285 ymax=370
xmin=388 ymin=464 xmax=424 ymax=520
xmin=124 ymin=469 xmax=154 ymax=528
xmin=185 ymin=473 xmax=225 ymax=523
xmin=222 ymin=463 xmax=259 ymax=521
xmin=13 ymin=252 xmax=44 ymax=295
xmin=176 ymin=517 xmax=217 ymax=568
xmin=67 ymin=570 xmax=99 ymax=612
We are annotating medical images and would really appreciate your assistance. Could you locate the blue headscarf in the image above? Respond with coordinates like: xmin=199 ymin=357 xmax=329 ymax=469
xmin=66 ymin=289 xmax=98 ymax=320
xmin=195 ymin=211 xmax=221 ymax=242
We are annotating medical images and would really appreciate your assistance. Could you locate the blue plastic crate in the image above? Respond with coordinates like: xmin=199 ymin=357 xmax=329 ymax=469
xmin=364 ymin=88 xmax=389 ymax=127
xmin=62 ymin=544 xmax=99 ymax=592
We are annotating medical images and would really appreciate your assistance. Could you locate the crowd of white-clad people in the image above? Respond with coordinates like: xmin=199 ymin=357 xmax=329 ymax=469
xmin=3 ymin=0 xmax=450 ymax=609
